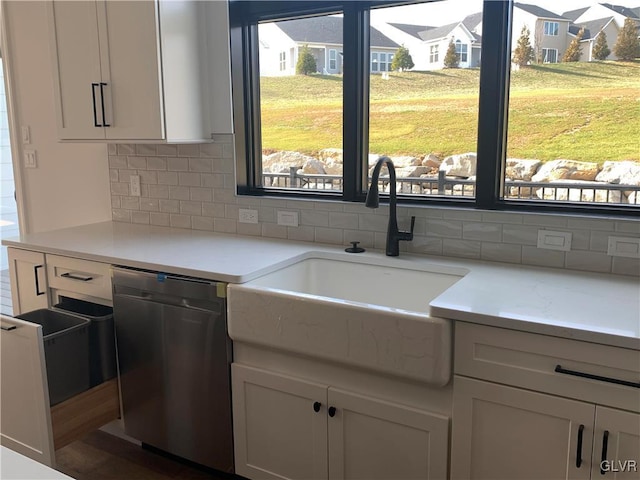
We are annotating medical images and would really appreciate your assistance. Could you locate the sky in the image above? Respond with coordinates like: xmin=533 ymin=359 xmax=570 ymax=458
xmin=370 ymin=0 xmax=640 ymax=25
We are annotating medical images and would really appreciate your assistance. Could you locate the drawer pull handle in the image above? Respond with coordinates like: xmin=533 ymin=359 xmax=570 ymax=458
xmin=576 ymin=424 xmax=584 ymax=468
xmin=313 ymin=401 xmax=321 ymax=413
xmin=99 ymin=83 xmax=110 ymax=127
xmin=61 ymin=272 xmax=94 ymax=282
xmin=1 ymin=323 xmax=17 ymax=331
xmin=34 ymin=265 xmax=45 ymax=296
xmin=91 ymin=83 xmax=101 ymax=127
xmin=328 ymin=406 xmax=336 ymax=417
xmin=555 ymin=365 xmax=640 ymax=389
xmin=600 ymin=430 xmax=609 ymax=475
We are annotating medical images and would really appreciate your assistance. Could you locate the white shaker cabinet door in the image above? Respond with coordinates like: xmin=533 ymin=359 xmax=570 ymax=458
xmin=327 ymin=387 xmax=449 ymax=480
xmin=8 ymin=248 xmax=48 ymax=315
xmin=592 ymin=406 xmax=640 ymax=479
xmin=0 ymin=315 xmax=55 ymax=468
xmin=48 ymin=1 xmax=105 ymax=140
xmin=98 ymin=0 xmax=164 ymax=141
xmin=451 ymin=376 xmax=595 ymax=480
xmin=232 ymin=364 xmax=329 ymax=480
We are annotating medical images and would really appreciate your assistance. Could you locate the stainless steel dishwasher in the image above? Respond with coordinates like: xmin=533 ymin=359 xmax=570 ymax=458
xmin=111 ymin=266 xmax=233 ymax=473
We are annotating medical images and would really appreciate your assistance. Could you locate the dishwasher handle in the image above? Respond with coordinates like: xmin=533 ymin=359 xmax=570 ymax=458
xmin=114 ymin=292 xmax=221 ymax=314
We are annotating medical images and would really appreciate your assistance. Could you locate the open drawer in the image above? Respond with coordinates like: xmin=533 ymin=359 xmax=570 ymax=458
xmin=0 ymin=315 xmax=120 ymax=467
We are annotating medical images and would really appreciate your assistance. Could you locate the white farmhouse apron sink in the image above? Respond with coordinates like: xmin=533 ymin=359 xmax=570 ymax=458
xmin=228 ymin=253 xmax=467 ymax=385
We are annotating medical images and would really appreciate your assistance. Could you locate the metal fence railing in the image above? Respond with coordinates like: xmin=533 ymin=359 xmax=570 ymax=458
xmin=262 ymin=168 xmax=640 ymax=205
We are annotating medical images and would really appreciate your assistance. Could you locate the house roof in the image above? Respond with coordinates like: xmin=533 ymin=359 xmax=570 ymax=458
xmin=514 ymin=3 xmax=567 ymax=20
xmin=388 ymin=23 xmax=434 ymax=40
xmin=462 ymin=12 xmax=483 ymax=32
xmin=276 ymin=16 xmax=398 ymax=49
xmin=569 ymin=17 xmax=614 ymax=39
xmin=562 ymin=7 xmax=590 ymax=22
xmin=418 ymin=21 xmax=460 ymax=42
xmin=600 ymin=3 xmax=640 ymax=19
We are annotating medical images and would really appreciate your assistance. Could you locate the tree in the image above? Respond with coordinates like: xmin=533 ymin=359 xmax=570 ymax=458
xmin=613 ymin=17 xmax=640 ymax=61
xmin=296 ymin=45 xmax=317 ymax=75
xmin=443 ymin=40 xmax=459 ymax=68
xmin=562 ymin=28 xmax=584 ymax=62
xmin=512 ymin=26 xmax=534 ymax=67
xmin=592 ymin=31 xmax=611 ymax=60
xmin=391 ymin=45 xmax=414 ymax=71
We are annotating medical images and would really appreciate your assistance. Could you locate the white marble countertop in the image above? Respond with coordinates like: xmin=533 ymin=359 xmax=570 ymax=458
xmin=4 ymin=221 xmax=639 ymax=350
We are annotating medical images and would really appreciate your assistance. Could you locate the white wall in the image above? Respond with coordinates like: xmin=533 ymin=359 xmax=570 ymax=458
xmin=2 ymin=1 xmax=111 ymax=234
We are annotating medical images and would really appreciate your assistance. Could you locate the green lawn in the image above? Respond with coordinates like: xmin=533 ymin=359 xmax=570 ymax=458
xmin=259 ymin=61 xmax=640 ymax=162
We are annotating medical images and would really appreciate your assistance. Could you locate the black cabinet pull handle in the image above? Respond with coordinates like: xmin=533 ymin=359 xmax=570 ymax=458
xmin=313 ymin=402 xmax=321 ymax=413
xmin=600 ymin=430 xmax=609 ymax=475
xmin=328 ymin=406 xmax=336 ymax=417
xmin=91 ymin=83 xmax=101 ymax=127
xmin=61 ymin=272 xmax=94 ymax=282
xmin=576 ymin=424 xmax=585 ymax=468
xmin=34 ymin=265 xmax=45 ymax=296
xmin=99 ymin=83 xmax=110 ymax=127
xmin=555 ymin=365 xmax=640 ymax=389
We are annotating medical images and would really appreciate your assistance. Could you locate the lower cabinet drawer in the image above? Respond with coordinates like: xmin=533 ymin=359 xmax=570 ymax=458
xmin=455 ymin=322 xmax=640 ymax=412
xmin=47 ymin=255 xmax=112 ymax=302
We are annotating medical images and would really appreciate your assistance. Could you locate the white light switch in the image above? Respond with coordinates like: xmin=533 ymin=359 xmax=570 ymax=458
xmin=24 ymin=150 xmax=37 ymax=168
xmin=130 ymin=175 xmax=141 ymax=197
xmin=537 ymin=230 xmax=572 ymax=251
xmin=277 ymin=210 xmax=299 ymax=227
xmin=607 ymin=236 xmax=640 ymax=258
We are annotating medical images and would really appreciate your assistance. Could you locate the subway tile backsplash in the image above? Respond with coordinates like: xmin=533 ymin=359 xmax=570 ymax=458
xmin=109 ymin=139 xmax=640 ymax=276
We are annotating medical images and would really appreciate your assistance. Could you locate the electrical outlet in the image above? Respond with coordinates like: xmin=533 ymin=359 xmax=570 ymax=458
xmin=21 ymin=126 xmax=31 ymax=144
xmin=24 ymin=150 xmax=37 ymax=168
xmin=239 ymin=208 xmax=258 ymax=224
xmin=607 ymin=236 xmax=640 ymax=258
xmin=277 ymin=210 xmax=299 ymax=227
xmin=537 ymin=230 xmax=572 ymax=251
xmin=130 ymin=175 xmax=141 ymax=197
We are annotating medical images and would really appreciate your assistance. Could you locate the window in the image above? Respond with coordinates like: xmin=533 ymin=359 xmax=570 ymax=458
xmin=329 ymin=49 xmax=337 ymax=70
xmin=543 ymin=21 xmax=559 ymax=36
xmin=371 ymin=52 xmax=379 ymax=72
xmin=430 ymin=45 xmax=439 ymax=63
xmin=541 ymin=48 xmax=557 ymax=63
xmin=279 ymin=51 xmax=286 ymax=71
xmin=455 ymin=40 xmax=468 ymax=63
xmin=254 ymin=14 xmax=344 ymax=191
xmin=231 ymin=1 xmax=639 ymax=214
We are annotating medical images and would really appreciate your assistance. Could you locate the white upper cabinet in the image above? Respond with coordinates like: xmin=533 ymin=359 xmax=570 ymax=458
xmin=48 ymin=0 xmax=233 ymax=142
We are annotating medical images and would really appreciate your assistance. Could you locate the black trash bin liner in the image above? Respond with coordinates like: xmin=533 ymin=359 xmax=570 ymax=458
xmin=54 ymin=297 xmax=116 ymax=387
xmin=16 ymin=308 xmax=90 ymax=406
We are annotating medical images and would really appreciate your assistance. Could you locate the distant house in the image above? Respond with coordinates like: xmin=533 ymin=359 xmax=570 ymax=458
xmin=512 ymin=3 xmax=572 ymax=63
xmin=569 ymin=3 xmax=640 ymax=28
xmin=258 ymin=16 xmax=398 ymax=76
xmin=372 ymin=22 xmax=434 ymax=71
xmin=417 ymin=21 xmax=482 ymax=70
xmin=568 ymin=17 xmax=618 ymax=61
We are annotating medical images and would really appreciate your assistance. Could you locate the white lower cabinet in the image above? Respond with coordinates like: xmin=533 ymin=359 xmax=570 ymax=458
xmin=232 ymin=364 xmax=449 ymax=480
xmin=451 ymin=376 xmax=595 ymax=480
xmin=7 ymin=248 xmax=49 ymax=315
xmin=451 ymin=322 xmax=640 ymax=480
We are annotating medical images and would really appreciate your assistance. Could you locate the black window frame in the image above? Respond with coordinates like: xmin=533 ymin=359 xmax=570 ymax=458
xmin=229 ymin=0 xmax=638 ymax=217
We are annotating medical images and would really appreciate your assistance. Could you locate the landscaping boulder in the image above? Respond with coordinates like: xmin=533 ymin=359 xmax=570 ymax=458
xmin=505 ymin=158 xmax=542 ymax=181
xmin=300 ymin=159 xmax=327 ymax=175
xmin=263 ymin=150 xmax=315 ymax=173
xmin=395 ymin=166 xmax=429 ymax=178
xmin=422 ymin=153 xmax=442 ymax=169
xmin=390 ymin=156 xmax=422 ymax=168
xmin=531 ymin=159 xmax=600 ymax=182
xmin=318 ymin=148 xmax=343 ymax=175
xmin=535 ymin=180 xmax=622 ymax=203
xmin=595 ymin=161 xmax=640 ymax=186
xmin=440 ymin=152 xmax=477 ymax=178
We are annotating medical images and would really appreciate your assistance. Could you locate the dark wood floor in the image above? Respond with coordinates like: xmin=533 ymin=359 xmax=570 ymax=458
xmin=56 ymin=431 xmax=239 ymax=480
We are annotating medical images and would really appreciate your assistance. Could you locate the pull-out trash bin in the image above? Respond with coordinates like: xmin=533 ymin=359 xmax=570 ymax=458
xmin=54 ymin=297 xmax=116 ymax=387
xmin=16 ymin=308 xmax=90 ymax=406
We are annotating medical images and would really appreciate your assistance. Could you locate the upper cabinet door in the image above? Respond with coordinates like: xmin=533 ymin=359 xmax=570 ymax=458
xmin=97 ymin=0 xmax=164 ymax=141
xmin=48 ymin=1 xmax=105 ymax=140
